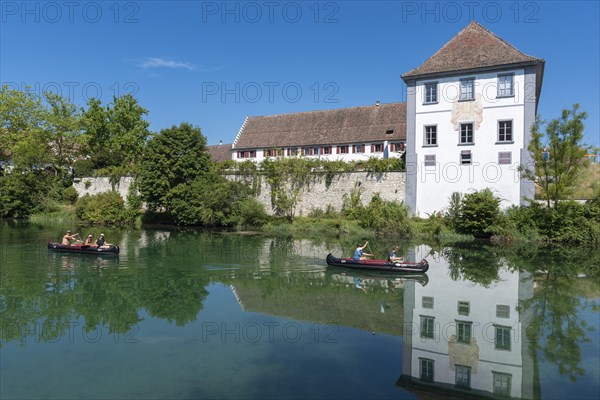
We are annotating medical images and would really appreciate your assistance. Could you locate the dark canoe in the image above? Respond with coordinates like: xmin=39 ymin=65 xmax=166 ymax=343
xmin=326 ymin=253 xmax=429 ymax=273
xmin=324 ymin=267 xmax=430 ymax=287
xmin=47 ymin=241 xmax=120 ymax=255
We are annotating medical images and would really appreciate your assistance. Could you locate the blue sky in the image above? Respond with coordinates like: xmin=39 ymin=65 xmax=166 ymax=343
xmin=1 ymin=1 xmax=598 ymax=148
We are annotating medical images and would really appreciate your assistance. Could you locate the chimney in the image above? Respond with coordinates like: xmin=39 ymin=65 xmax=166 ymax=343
xmin=219 ymin=140 xmax=223 ymax=146
xmin=375 ymin=100 xmax=380 ymax=106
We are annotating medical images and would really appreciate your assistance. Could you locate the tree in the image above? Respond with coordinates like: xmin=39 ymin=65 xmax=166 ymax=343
xmin=138 ymin=122 xmax=211 ymax=211
xmin=107 ymin=94 xmax=151 ymax=170
xmin=523 ymin=104 xmax=589 ymax=207
xmin=0 ymin=86 xmax=48 ymax=167
xmin=454 ymin=189 xmax=502 ymax=238
xmin=80 ymin=98 xmax=111 ymax=169
xmin=43 ymin=92 xmax=82 ymax=180
xmin=80 ymin=94 xmax=150 ymax=173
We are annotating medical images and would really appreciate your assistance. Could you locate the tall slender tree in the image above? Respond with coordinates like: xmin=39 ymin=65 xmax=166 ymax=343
xmin=523 ymin=104 xmax=589 ymax=207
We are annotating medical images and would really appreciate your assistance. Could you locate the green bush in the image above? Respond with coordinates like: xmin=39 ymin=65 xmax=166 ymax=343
xmin=62 ymin=187 xmax=79 ymax=205
xmin=358 ymin=193 xmax=413 ymax=237
xmin=506 ymin=200 xmax=600 ymax=244
xmin=73 ymin=159 xmax=95 ymax=177
xmin=75 ymin=191 xmax=134 ymax=225
xmin=169 ymin=175 xmax=266 ymax=227
xmin=454 ymin=189 xmax=502 ymax=238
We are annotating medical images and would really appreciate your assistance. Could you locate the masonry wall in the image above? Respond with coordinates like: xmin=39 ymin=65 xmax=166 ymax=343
xmin=73 ymin=172 xmax=406 ymax=216
xmin=72 ymin=177 xmax=134 ymax=200
xmin=227 ymin=171 xmax=405 ymax=216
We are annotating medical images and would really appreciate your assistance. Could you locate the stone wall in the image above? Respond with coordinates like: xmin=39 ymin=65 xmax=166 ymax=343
xmin=72 ymin=176 xmax=134 ymax=199
xmin=73 ymin=172 xmax=406 ymax=215
xmin=227 ymin=171 xmax=405 ymax=216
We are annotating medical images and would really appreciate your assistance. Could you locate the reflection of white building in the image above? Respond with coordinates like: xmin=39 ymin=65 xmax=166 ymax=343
xmin=399 ymin=245 xmax=535 ymax=398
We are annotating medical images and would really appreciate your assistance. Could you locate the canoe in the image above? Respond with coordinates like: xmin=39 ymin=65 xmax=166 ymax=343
xmin=325 ymin=268 xmax=430 ymax=287
xmin=47 ymin=241 xmax=120 ymax=255
xmin=326 ymin=253 xmax=428 ymax=273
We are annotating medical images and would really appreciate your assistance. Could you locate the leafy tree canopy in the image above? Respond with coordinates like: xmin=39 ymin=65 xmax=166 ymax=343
xmin=138 ymin=122 xmax=211 ymax=211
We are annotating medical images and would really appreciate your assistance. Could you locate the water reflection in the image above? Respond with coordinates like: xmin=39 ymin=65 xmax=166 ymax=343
xmin=398 ymin=244 xmax=535 ymax=398
xmin=0 ymin=224 xmax=598 ymax=399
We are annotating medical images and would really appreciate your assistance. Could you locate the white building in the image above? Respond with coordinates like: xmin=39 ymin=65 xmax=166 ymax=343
xmin=398 ymin=245 xmax=536 ymax=398
xmin=230 ymin=102 xmax=406 ymax=162
xmin=401 ymin=21 xmax=545 ymax=216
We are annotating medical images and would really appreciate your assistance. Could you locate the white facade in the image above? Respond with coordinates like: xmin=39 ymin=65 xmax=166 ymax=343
xmin=408 ymin=69 xmax=532 ymax=216
xmin=232 ymin=142 xmax=405 ymax=162
xmin=401 ymin=245 xmax=534 ymax=398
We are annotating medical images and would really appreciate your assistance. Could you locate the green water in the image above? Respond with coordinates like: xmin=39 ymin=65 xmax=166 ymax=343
xmin=1 ymin=223 xmax=599 ymax=399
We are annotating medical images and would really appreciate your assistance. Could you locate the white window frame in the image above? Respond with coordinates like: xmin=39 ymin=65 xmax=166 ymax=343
xmin=498 ymin=120 xmax=513 ymax=143
xmin=459 ymin=78 xmax=474 ymax=101
xmin=460 ymin=123 xmax=474 ymax=144
xmin=420 ymin=358 xmax=434 ymax=382
xmin=457 ymin=320 xmax=472 ymax=344
xmin=424 ymin=125 xmax=437 ymax=146
xmin=497 ymin=73 xmax=514 ymax=97
xmin=456 ymin=365 xmax=471 ymax=388
xmin=495 ymin=325 xmax=511 ymax=350
xmin=424 ymin=82 xmax=438 ymax=104
xmin=420 ymin=316 xmax=435 ymax=339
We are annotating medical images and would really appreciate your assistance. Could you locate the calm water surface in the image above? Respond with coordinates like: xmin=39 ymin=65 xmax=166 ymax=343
xmin=1 ymin=223 xmax=599 ymax=399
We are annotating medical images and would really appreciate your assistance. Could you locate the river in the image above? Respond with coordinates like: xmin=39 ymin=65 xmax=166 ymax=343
xmin=1 ymin=222 xmax=598 ymax=399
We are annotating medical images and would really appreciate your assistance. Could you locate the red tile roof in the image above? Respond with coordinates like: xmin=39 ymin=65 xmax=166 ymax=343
xmin=233 ymin=102 xmax=406 ymax=149
xmin=402 ymin=21 xmax=544 ymax=79
xmin=206 ymin=143 xmax=233 ymax=162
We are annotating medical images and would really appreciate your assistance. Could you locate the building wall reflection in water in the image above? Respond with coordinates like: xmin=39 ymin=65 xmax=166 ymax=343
xmin=399 ymin=245 xmax=536 ymax=399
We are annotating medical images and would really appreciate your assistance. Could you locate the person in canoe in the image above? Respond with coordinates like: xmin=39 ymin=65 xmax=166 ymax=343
xmin=354 ymin=241 xmax=373 ymax=261
xmin=84 ymin=234 xmax=94 ymax=246
xmin=62 ymin=230 xmax=80 ymax=245
xmin=95 ymin=233 xmax=112 ymax=248
xmin=387 ymin=245 xmax=404 ymax=262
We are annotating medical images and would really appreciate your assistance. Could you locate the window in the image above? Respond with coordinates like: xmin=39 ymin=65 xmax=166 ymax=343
xmin=287 ymin=148 xmax=298 ymax=156
xmin=495 ymin=326 xmax=511 ymax=350
xmin=420 ymin=316 xmax=435 ymax=338
xmin=353 ymin=144 xmax=364 ymax=153
xmin=455 ymin=365 xmax=471 ymax=388
xmin=425 ymin=125 xmax=437 ymax=146
xmin=420 ymin=359 xmax=434 ymax=382
xmin=460 ymin=150 xmax=472 ymax=165
xmin=460 ymin=78 xmax=474 ymax=101
xmin=264 ymin=149 xmax=276 ymax=157
xmin=498 ymin=74 xmax=514 ymax=97
xmin=422 ymin=296 xmax=434 ymax=309
xmin=303 ymin=147 xmax=312 ymax=156
xmin=389 ymin=142 xmax=404 ymax=152
xmin=498 ymin=152 xmax=512 ymax=165
xmin=386 ymin=129 xmax=395 ymax=135
xmin=237 ymin=150 xmax=255 ymax=158
xmin=460 ymin=123 xmax=474 ymax=144
xmin=496 ymin=305 xmax=510 ymax=319
xmin=457 ymin=321 xmax=472 ymax=344
xmin=424 ymin=154 xmax=436 ymax=167
xmin=498 ymin=120 xmax=513 ymax=142
xmin=458 ymin=301 xmax=470 ymax=316
xmin=337 ymin=145 xmax=349 ymax=154
xmin=371 ymin=143 xmax=384 ymax=153
xmin=493 ymin=372 xmax=512 ymax=396
xmin=321 ymin=146 xmax=332 ymax=155
xmin=424 ymin=82 xmax=438 ymax=103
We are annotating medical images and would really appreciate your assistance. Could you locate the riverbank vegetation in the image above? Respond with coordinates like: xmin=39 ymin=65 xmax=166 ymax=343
xmin=1 ymin=87 xmax=598 ymax=244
